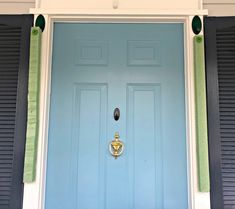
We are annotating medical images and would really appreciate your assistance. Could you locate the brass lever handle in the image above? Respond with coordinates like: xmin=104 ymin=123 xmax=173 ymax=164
xmin=109 ymin=132 xmax=124 ymax=159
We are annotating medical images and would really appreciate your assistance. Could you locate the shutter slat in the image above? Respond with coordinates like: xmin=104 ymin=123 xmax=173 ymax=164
xmin=0 ymin=23 xmax=21 ymax=207
xmin=216 ymin=26 xmax=235 ymax=207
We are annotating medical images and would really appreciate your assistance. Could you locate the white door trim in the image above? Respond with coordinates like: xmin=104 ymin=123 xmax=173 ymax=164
xmin=23 ymin=13 xmax=210 ymax=209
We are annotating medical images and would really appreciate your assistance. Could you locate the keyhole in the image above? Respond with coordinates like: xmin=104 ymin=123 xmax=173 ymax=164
xmin=114 ymin=108 xmax=120 ymax=121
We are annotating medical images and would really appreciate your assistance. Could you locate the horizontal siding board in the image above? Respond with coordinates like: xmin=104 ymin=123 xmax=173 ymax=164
xmin=0 ymin=0 xmax=34 ymax=2
xmin=203 ymin=0 xmax=235 ymax=3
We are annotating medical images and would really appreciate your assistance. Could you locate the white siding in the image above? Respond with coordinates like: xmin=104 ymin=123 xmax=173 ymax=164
xmin=203 ymin=0 xmax=235 ymax=16
xmin=0 ymin=0 xmax=34 ymax=14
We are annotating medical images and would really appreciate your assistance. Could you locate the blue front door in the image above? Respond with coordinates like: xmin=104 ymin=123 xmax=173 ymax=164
xmin=45 ymin=23 xmax=188 ymax=209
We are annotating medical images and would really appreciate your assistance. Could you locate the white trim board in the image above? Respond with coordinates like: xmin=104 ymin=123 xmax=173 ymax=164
xmin=30 ymin=8 xmax=208 ymax=15
xmin=23 ymin=14 xmax=210 ymax=209
xmin=35 ymin=0 xmax=203 ymax=10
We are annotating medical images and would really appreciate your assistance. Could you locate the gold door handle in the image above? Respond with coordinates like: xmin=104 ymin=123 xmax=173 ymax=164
xmin=109 ymin=132 xmax=124 ymax=159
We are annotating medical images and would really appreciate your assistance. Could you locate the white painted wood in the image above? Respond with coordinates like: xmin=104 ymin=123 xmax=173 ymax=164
xmin=184 ymin=16 xmax=197 ymax=209
xmin=30 ymin=8 xmax=208 ymax=15
xmin=0 ymin=0 xmax=34 ymax=2
xmin=187 ymin=15 xmax=211 ymax=209
xmin=203 ymin=3 xmax=235 ymax=15
xmin=184 ymin=15 xmax=210 ymax=209
xmin=35 ymin=0 xmax=202 ymax=10
xmin=202 ymin=0 xmax=235 ymax=16
xmin=0 ymin=2 xmax=34 ymax=13
xmin=198 ymin=0 xmax=203 ymax=9
xmin=203 ymin=0 xmax=235 ymax=3
xmin=22 ymin=13 xmax=210 ymax=209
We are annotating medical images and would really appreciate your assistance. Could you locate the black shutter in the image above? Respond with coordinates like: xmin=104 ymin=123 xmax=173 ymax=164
xmin=0 ymin=15 xmax=33 ymax=209
xmin=205 ymin=17 xmax=235 ymax=209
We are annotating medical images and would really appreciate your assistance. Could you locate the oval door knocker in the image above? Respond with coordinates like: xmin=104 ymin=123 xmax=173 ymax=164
xmin=109 ymin=132 xmax=124 ymax=159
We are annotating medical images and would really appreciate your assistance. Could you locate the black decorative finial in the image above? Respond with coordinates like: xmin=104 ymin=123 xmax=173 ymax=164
xmin=35 ymin=14 xmax=45 ymax=32
xmin=192 ymin=15 xmax=202 ymax=35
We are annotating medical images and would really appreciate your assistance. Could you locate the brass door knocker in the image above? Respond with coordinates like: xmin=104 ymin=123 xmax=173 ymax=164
xmin=109 ymin=132 xmax=124 ymax=159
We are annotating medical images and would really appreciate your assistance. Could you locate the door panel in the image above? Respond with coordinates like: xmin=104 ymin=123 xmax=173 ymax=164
xmin=127 ymin=84 xmax=163 ymax=209
xmin=45 ymin=23 xmax=187 ymax=209
xmin=72 ymin=84 xmax=107 ymax=209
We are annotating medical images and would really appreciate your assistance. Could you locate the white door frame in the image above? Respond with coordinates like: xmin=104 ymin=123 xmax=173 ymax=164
xmin=23 ymin=11 xmax=210 ymax=209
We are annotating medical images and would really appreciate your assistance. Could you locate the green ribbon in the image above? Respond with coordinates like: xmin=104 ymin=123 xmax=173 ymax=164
xmin=23 ymin=27 xmax=42 ymax=182
xmin=194 ymin=35 xmax=210 ymax=192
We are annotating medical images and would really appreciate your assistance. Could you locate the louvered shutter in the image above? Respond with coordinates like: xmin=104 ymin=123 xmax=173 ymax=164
xmin=217 ymin=27 xmax=235 ymax=209
xmin=0 ymin=15 xmax=32 ymax=209
xmin=0 ymin=23 xmax=21 ymax=209
xmin=205 ymin=17 xmax=235 ymax=209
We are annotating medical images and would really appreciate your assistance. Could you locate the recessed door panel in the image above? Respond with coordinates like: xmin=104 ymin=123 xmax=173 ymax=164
xmin=127 ymin=84 xmax=163 ymax=209
xmin=45 ymin=23 xmax=188 ymax=209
